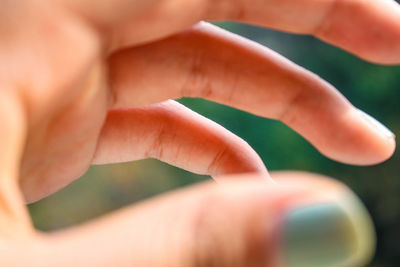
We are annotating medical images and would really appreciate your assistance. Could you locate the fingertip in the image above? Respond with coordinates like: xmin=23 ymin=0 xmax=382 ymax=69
xmin=343 ymin=109 xmax=396 ymax=165
xmin=183 ymin=173 xmax=375 ymax=267
xmin=359 ymin=135 xmax=396 ymax=166
xmin=316 ymin=108 xmax=396 ymax=166
xmin=279 ymin=194 xmax=375 ymax=267
xmin=327 ymin=137 xmax=396 ymax=166
xmin=267 ymin=172 xmax=376 ymax=267
xmin=317 ymin=0 xmax=400 ymax=66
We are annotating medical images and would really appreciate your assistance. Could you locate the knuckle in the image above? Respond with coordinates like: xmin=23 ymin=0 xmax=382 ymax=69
xmin=181 ymin=50 xmax=213 ymax=99
xmin=207 ymin=146 xmax=230 ymax=175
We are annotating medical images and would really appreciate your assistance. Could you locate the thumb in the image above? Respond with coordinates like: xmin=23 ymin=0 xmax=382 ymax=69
xmin=39 ymin=172 xmax=375 ymax=267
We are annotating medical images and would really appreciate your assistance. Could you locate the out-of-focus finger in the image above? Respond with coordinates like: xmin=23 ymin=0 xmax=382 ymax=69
xmin=38 ymin=172 xmax=375 ymax=267
xmin=62 ymin=0 xmax=400 ymax=64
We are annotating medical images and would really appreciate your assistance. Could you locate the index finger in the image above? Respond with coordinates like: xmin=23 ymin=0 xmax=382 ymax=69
xmin=66 ymin=0 xmax=400 ymax=64
xmin=217 ymin=0 xmax=400 ymax=65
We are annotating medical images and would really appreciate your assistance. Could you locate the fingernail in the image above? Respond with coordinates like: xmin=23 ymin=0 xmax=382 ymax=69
xmin=358 ymin=109 xmax=395 ymax=139
xmin=282 ymin=196 xmax=375 ymax=267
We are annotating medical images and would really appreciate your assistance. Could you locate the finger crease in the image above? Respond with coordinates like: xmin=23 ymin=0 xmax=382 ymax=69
xmin=277 ymin=86 xmax=307 ymax=124
xmin=207 ymin=145 xmax=229 ymax=175
xmin=312 ymin=0 xmax=341 ymax=36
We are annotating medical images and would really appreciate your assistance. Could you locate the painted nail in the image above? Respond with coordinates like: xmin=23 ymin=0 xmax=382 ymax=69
xmin=282 ymin=196 xmax=375 ymax=267
xmin=358 ymin=109 xmax=395 ymax=139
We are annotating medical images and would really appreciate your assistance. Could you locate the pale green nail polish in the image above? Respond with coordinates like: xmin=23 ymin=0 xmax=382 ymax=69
xmin=282 ymin=198 xmax=375 ymax=267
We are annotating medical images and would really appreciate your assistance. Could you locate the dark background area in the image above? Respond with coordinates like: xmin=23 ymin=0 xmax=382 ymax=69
xmin=29 ymin=22 xmax=400 ymax=266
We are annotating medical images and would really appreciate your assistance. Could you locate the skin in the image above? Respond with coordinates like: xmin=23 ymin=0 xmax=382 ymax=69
xmin=0 ymin=0 xmax=398 ymax=265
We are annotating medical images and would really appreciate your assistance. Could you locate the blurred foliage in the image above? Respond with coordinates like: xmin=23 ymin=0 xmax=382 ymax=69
xmin=29 ymin=22 xmax=400 ymax=266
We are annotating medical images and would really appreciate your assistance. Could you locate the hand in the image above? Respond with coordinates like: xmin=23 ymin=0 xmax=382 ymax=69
xmin=0 ymin=0 xmax=398 ymax=266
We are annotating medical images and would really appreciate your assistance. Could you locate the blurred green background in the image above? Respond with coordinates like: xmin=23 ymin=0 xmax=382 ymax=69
xmin=28 ymin=23 xmax=400 ymax=266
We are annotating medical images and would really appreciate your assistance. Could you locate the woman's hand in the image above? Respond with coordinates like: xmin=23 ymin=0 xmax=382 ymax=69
xmin=0 ymin=0 xmax=398 ymax=266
